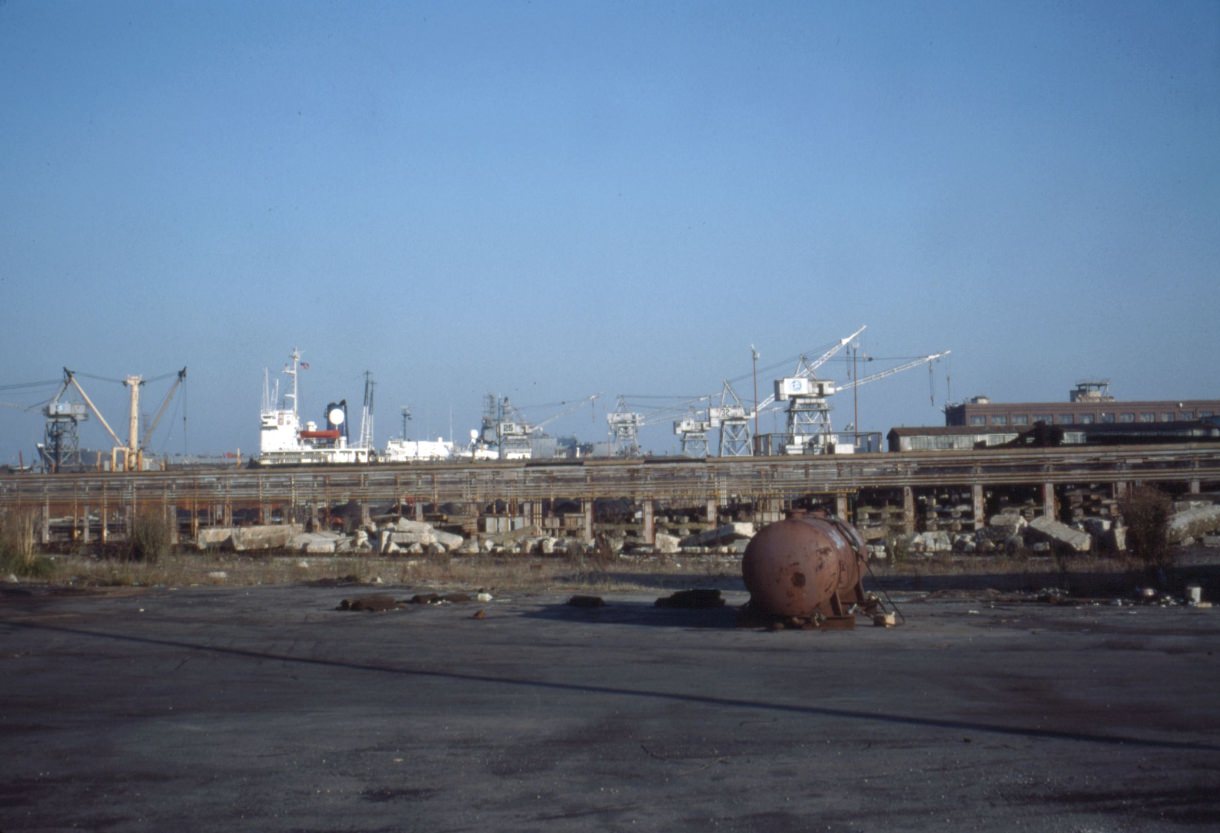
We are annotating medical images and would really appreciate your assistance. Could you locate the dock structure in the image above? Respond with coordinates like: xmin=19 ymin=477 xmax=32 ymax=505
xmin=2 ymin=445 xmax=1218 ymax=549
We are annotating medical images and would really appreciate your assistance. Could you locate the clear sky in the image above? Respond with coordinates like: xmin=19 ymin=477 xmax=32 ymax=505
xmin=1 ymin=0 xmax=1217 ymax=463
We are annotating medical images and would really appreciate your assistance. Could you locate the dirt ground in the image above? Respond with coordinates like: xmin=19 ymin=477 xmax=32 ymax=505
xmin=3 ymin=557 xmax=1219 ymax=832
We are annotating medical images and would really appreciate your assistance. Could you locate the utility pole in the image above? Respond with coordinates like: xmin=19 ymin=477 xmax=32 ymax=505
xmin=852 ymin=344 xmax=859 ymax=451
xmin=751 ymin=345 xmax=760 ymax=455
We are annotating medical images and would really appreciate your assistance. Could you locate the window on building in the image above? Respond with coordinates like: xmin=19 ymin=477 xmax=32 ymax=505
xmin=1162 ymin=412 xmax=1174 ymax=422
xmin=1079 ymin=414 xmax=1095 ymax=424
xmin=1202 ymin=411 xmax=1214 ymax=418
xmin=1119 ymin=413 xmax=1135 ymax=423
xmin=1181 ymin=410 xmax=1195 ymax=419
xmin=991 ymin=415 xmax=1008 ymax=425
xmin=1056 ymin=414 xmax=1074 ymax=425
xmin=970 ymin=415 xmax=986 ymax=426
xmin=1101 ymin=413 xmax=1116 ymax=424
xmin=1139 ymin=412 xmax=1156 ymax=423
xmin=1034 ymin=414 xmax=1052 ymax=424
xmin=1012 ymin=414 xmax=1029 ymax=426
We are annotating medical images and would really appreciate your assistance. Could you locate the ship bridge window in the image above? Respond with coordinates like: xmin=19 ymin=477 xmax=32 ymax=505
xmin=1100 ymin=413 xmax=1116 ymax=424
xmin=990 ymin=415 xmax=1008 ymax=425
xmin=969 ymin=415 xmax=986 ymax=426
xmin=1119 ymin=413 xmax=1135 ymax=423
xmin=1056 ymin=414 xmax=1074 ymax=425
xmin=1079 ymin=414 xmax=1095 ymax=424
xmin=1140 ymin=412 xmax=1156 ymax=422
xmin=1012 ymin=414 xmax=1029 ymax=426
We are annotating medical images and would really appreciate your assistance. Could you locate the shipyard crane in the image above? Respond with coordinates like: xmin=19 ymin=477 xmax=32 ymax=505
xmin=703 ymin=325 xmax=868 ymax=458
xmin=56 ymin=367 xmax=187 ymax=471
xmin=485 ymin=393 xmax=600 ymax=459
xmin=607 ymin=394 xmax=711 ymax=457
xmin=775 ymin=349 xmax=950 ymax=455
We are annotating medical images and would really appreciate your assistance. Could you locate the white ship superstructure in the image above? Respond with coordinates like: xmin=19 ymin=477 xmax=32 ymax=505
xmin=258 ymin=349 xmax=371 ymax=466
xmin=381 ymin=437 xmax=455 ymax=462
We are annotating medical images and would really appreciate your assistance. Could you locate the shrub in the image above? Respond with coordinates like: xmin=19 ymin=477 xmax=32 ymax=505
xmin=129 ymin=509 xmax=173 ymax=563
xmin=1119 ymin=485 xmax=1173 ymax=570
xmin=0 ymin=509 xmax=44 ymax=576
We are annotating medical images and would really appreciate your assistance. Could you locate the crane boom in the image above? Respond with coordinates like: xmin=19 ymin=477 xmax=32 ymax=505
xmin=141 ymin=367 xmax=187 ymax=447
xmin=65 ymin=369 xmax=124 ymax=448
xmin=749 ymin=324 xmax=867 ymax=418
xmin=840 ymin=350 xmax=950 ymax=391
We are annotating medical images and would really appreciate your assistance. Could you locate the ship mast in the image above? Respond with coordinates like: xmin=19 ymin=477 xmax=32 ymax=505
xmin=285 ymin=348 xmax=300 ymax=418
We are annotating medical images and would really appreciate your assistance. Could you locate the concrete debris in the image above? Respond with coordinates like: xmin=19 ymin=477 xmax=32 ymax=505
xmin=291 ymin=531 xmax=344 ymax=555
xmin=988 ymin=511 xmax=1028 ymax=534
xmin=1026 ymin=516 xmax=1092 ymax=552
xmin=1168 ymin=504 xmax=1220 ymax=545
xmin=653 ymin=533 xmax=681 ymax=554
xmin=194 ymin=524 xmax=306 ymax=552
xmin=679 ymin=522 xmax=755 ymax=548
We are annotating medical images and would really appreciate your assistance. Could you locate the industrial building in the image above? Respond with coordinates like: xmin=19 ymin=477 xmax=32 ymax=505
xmin=943 ymin=381 xmax=1219 ymax=429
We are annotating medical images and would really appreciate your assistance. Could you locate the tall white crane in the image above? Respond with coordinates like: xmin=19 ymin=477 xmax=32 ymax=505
xmin=710 ymin=325 xmax=868 ymax=457
xmin=776 ymin=348 xmax=950 ymax=455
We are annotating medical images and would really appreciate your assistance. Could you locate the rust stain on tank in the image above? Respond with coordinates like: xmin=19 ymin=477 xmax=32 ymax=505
xmin=791 ymin=572 xmax=806 ymax=587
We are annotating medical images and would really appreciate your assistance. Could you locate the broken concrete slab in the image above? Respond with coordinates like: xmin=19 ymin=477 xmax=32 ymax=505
xmin=1027 ymin=516 xmax=1091 ymax=552
xmin=196 ymin=524 xmax=300 ymax=552
xmin=679 ymin=522 xmax=755 ymax=548
xmin=1168 ymin=505 xmax=1220 ymax=545
xmin=290 ymin=531 xmax=344 ymax=555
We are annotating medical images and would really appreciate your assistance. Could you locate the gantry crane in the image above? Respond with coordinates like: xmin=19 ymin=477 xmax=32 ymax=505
xmin=485 ymin=393 xmax=599 ymax=459
xmin=774 ymin=348 xmax=950 ymax=455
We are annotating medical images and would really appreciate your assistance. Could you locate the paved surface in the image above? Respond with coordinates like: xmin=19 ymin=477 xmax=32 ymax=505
xmin=2 ymin=582 xmax=1219 ymax=832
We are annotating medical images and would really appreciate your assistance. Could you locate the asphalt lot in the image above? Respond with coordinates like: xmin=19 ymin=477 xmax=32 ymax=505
xmin=3 ymin=581 xmax=1219 ymax=833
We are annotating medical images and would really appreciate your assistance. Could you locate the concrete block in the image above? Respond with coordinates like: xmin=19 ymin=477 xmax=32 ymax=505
xmin=680 ymin=522 xmax=755 ymax=548
xmin=654 ymin=533 xmax=681 ymax=554
xmin=1027 ymin=516 xmax=1091 ymax=552
xmin=1168 ymin=505 xmax=1220 ymax=544
xmin=230 ymin=524 xmax=303 ymax=552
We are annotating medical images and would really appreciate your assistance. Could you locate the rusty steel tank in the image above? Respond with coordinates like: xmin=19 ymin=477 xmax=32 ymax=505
xmin=742 ymin=510 xmax=869 ymax=619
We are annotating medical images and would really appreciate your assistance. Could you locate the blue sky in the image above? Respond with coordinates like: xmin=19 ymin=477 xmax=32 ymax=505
xmin=1 ymin=0 xmax=1217 ymax=463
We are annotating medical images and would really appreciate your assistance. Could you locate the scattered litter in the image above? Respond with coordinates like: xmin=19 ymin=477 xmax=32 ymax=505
xmin=407 ymin=592 xmax=474 ymax=605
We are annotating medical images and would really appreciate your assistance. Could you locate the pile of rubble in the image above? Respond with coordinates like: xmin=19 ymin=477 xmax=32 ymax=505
xmin=194 ymin=517 xmax=757 ymax=557
xmin=878 ymin=499 xmax=1220 ymax=558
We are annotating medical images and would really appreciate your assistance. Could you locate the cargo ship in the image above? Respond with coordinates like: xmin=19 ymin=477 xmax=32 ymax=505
xmin=257 ymin=349 xmax=372 ymax=465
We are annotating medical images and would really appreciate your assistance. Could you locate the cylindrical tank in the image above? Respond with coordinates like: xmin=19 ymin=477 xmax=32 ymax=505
xmin=742 ymin=511 xmax=868 ymax=618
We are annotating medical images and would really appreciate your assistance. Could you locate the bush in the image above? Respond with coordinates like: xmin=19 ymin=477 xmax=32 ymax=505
xmin=1120 ymin=485 xmax=1173 ymax=570
xmin=129 ymin=509 xmax=173 ymax=563
xmin=0 ymin=509 xmax=46 ymax=577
